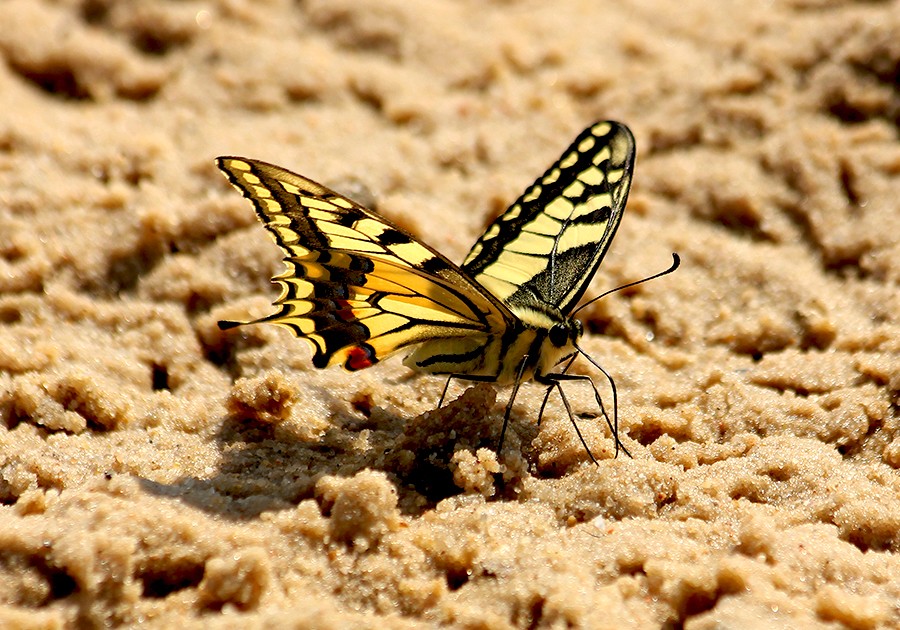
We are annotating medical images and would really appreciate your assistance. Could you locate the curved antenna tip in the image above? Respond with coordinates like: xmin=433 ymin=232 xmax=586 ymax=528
xmin=572 ymin=252 xmax=681 ymax=316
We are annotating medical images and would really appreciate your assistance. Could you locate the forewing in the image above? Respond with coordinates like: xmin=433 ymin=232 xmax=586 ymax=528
xmin=217 ymin=157 xmax=515 ymax=370
xmin=462 ymin=121 xmax=635 ymax=315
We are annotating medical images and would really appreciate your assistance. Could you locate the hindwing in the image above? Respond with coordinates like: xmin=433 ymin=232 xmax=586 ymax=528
xmin=462 ymin=121 xmax=635 ymax=315
xmin=217 ymin=157 xmax=515 ymax=370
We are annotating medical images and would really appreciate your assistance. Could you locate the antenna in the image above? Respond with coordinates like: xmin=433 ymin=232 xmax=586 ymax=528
xmin=572 ymin=253 xmax=680 ymax=317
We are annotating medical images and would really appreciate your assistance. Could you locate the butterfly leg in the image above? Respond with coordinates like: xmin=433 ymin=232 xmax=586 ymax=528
xmin=540 ymin=378 xmax=599 ymax=465
xmin=537 ymin=372 xmax=631 ymax=460
xmin=537 ymin=355 xmax=577 ymax=428
xmin=436 ymin=373 xmax=495 ymax=408
xmin=570 ymin=348 xmax=629 ymax=458
xmin=497 ymin=357 xmax=531 ymax=457
xmin=434 ymin=367 xmax=531 ymax=459
xmin=437 ymin=375 xmax=455 ymax=408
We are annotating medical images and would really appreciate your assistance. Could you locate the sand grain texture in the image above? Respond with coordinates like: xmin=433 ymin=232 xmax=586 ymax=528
xmin=1 ymin=0 xmax=899 ymax=628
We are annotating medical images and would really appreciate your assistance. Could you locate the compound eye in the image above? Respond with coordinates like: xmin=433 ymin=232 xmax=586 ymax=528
xmin=549 ymin=323 xmax=569 ymax=347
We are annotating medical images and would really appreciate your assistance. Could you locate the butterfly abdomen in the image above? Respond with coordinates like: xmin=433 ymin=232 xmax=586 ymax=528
xmin=402 ymin=323 xmax=549 ymax=385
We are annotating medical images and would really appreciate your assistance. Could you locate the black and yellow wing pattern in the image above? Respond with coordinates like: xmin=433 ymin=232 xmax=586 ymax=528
xmin=216 ymin=157 xmax=516 ymax=372
xmin=218 ymin=121 xmax=648 ymax=459
xmin=463 ymin=121 xmax=634 ymax=317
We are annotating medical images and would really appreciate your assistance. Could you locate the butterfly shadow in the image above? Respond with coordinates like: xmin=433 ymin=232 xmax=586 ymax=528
xmin=138 ymin=381 xmax=532 ymax=520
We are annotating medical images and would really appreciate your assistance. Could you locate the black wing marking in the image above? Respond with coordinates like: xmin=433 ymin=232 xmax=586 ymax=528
xmin=462 ymin=121 xmax=635 ymax=315
xmin=217 ymin=157 xmax=516 ymax=371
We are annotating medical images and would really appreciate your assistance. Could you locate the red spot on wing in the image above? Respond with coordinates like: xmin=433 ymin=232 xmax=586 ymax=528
xmin=335 ymin=298 xmax=356 ymax=322
xmin=345 ymin=344 xmax=376 ymax=370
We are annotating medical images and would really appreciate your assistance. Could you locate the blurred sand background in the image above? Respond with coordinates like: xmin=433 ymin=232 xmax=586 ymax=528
xmin=1 ymin=0 xmax=899 ymax=628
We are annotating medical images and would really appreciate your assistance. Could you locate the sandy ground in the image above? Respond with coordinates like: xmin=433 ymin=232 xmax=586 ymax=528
xmin=1 ymin=0 xmax=899 ymax=628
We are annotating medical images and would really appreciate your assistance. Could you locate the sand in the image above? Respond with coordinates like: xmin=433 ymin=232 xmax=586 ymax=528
xmin=1 ymin=0 xmax=899 ymax=628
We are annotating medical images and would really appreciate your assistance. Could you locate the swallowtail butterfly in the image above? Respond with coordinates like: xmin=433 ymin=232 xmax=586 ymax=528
xmin=218 ymin=121 xmax=678 ymax=462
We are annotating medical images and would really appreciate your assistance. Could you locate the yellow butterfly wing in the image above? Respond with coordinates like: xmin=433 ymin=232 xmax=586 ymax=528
xmin=217 ymin=157 xmax=516 ymax=371
xmin=463 ymin=121 xmax=635 ymax=316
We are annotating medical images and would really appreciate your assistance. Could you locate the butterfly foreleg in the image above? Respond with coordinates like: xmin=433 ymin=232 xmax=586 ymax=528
xmin=571 ymin=348 xmax=628 ymax=458
xmin=537 ymin=371 xmax=631 ymax=460
xmin=537 ymin=354 xmax=578 ymax=428
xmin=539 ymin=377 xmax=599 ymax=465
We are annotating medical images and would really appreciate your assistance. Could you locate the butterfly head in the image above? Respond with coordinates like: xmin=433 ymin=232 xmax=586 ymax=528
xmin=532 ymin=316 xmax=583 ymax=378
xmin=548 ymin=318 xmax=582 ymax=349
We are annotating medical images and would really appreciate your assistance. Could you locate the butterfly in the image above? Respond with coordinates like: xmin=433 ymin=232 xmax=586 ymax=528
xmin=217 ymin=121 xmax=679 ymax=462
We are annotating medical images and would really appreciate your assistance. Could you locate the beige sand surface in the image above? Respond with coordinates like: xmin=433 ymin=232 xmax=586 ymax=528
xmin=1 ymin=0 xmax=899 ymax=628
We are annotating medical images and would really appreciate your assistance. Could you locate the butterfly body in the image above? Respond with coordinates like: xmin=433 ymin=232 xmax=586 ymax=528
xmin=402 ymin=312 xmax=580 ymax=385
xmin=218 ymin=121 xmax=647 ymax=458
